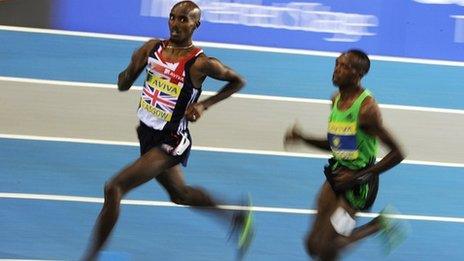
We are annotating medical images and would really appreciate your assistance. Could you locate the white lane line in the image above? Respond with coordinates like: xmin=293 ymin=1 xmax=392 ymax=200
xmin=1 ymin=76 xmax=462 ymax=114
xmin=0 ymin=76 xmax=118 ymax=89
xmin=1 ymin=192 xmax=463 ymax=223
xmin=0 ymin=133 xmax=463 ymax=168
xmin=0 ymin=133 xmax=138 ymax=147
xmin=194 ymin=146 xmax=464 ymax=168
xmin=1 ymin=25 xmax=464 ymax=67
xmin=0 ymin=258 xmax=59 ymax=261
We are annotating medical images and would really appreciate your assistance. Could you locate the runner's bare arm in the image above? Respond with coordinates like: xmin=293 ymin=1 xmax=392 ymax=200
xmin=185 ymin=56 xmax=245 ymax=122
xmin=284 ymin=124 xmax=331 ymax=151
xmin=356 ymin=98 xmax=405 ymax=177
xmin=117 ymin=39 xmax=158 ymax=91
xmin=197 ymin=56 xmax=245 ymax=109
xmin=283 ymin=93 xmax=339 ymax=151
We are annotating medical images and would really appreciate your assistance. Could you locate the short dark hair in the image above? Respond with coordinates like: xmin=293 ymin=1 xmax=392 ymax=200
xmin=346 ymin=49 xmax=370 ymax=77
xmin=172 ymin=1 xmax=201 ymax=23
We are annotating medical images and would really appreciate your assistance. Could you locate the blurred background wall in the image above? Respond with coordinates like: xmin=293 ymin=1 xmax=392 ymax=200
xmin=1 ymin=0 xmax=463 ymax=61
xmin=0 ymin=0 xmax=53 ymax=28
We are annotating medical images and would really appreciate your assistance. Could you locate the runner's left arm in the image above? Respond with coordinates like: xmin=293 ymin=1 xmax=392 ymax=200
xmin=185 ymin=56 xmax=245 ymax=121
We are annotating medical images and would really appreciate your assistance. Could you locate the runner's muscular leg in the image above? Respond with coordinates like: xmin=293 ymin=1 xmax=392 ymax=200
xmin=155 ymin=165 xmax=234 ymax=224
xmin=156 ymin=165 xmax=220 ymax=207
xmin=333 ymin=199 xmax=381 ymax=250
xmin=84 ymin=148 xmax=178 ymax=260
xmin=154 ymin=160 xmax=254 ymax=255
xmin=309 ymin=194 xmax=380 ymax=260
xmin=113 ymin=147 xmax=179 ymax=193
xmin=305 ymin=181 xmax=339 ymax=259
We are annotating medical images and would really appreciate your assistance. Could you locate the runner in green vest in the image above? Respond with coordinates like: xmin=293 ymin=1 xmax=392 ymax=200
xmin=285 ymin=49 xmax=407 ymax=260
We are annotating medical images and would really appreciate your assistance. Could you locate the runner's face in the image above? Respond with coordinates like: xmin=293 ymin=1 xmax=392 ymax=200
xmin=168 ymin=5 xmax=197 ymax=44
xmin=332 ymin=53 xmax=359 ymax=87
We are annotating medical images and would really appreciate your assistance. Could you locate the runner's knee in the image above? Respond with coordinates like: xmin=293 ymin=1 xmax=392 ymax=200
xmin=169 ymin=186 xmax=212 ymax=207
xmin=305 ymin=235 xmax=333 ymax=259
xmin=104 ymin=181 xmax=123 ymax=203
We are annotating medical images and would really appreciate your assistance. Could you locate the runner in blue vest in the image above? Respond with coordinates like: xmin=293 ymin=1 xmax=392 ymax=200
xmin=83 ymin=1 xmax=253 ymax=260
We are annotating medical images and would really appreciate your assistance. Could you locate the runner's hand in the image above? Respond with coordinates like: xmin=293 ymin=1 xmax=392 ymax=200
xmin=185 ymin=102 xmax=205 ymax=122
xmin=333 ymin=168 xmax=358 ymax=191
xmin=284 ymin=122 xmax=303 ymax=147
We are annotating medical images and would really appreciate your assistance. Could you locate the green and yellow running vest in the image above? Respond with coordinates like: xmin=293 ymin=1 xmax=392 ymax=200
xmin=328 ymin=90 xmax=378 ymax=170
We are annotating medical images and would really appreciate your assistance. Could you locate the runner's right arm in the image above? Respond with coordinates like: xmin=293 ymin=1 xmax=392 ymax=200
xmin=284 ymin=124 xmax=331 ymax=151
xmin=283 ymin=93 xmax=338 ymax=151
xmin=117 ymin=39 xmax=159 ymax=91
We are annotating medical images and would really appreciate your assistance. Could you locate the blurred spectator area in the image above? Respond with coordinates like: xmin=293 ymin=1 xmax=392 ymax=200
xmin=0 ymin=0 xmax=53 ymax=28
